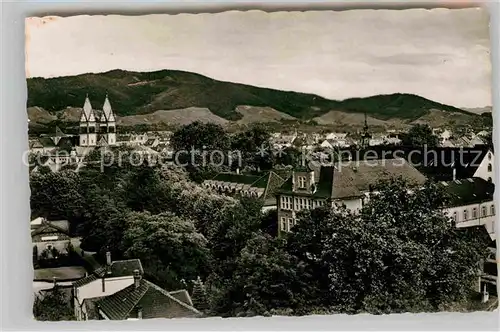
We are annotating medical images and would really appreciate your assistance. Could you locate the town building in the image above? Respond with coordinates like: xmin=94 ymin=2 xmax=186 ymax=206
xmin=441 ymin=177 xmax=495 ymax=240
xmin=79 ymin=94 xmax=117 ymax=147
xmin=31 ymin=217 xmax=71 ymax=259
xmin=203 ymin=170 xmax=287 ymax=211
xmin=73 ymin=254 xmax=200 ymax=320
xmin=274 ymin=158 xmax=427 ymax=235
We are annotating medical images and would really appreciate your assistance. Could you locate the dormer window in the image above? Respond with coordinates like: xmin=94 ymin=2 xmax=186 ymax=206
xmin=488 ymin=163 xmax=492 ymax=172
xmin=298 ymin=176 xmax=306 ymax=189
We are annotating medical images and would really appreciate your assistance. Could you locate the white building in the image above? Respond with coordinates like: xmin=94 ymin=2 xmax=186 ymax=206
xmin=79 ymin=94 xmax=117 ymax=147
xmin=275 ymin=159 xmax=427 ymax=234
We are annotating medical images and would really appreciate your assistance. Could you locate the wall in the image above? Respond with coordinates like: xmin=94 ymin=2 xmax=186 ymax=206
xmin=444 ymin=201 xmax=496 ymax=240
xmin=473 ymin=150 xmax=494 ymax=183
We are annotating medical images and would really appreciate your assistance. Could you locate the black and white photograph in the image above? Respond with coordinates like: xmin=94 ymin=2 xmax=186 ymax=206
xmin=25 ymin=7 xmax=497 ymax=322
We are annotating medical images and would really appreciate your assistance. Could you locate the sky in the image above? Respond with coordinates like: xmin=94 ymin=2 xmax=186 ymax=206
xmin=25 ymin=8 xmax=492 ymax=108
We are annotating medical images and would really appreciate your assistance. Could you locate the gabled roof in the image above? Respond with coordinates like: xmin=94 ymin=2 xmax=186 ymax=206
xmin=440 ymin=177 xmax=494 ymax=207
xmin=31 ymin=220 xmax=69 ymax=237
xmin=276 ymin=158 xmax=426 ymax=200
xmin=331 ymin=158 xmax=427 ymax=199
xmin=73 ymin=259 xmax=144 ymax=288
xmin=38 ymin=137 xmax=56 ymax=148
xmin=96 ymin=279 xmax=201 ymax=320
xmin=54 ymin=126 xmax=65 ymax=138
xmin=98 ymin=136 xmax=109 ymax=146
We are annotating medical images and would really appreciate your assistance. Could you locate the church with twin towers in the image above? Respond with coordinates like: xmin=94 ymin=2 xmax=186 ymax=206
xmin=79 ymin=94 xmax=117 ymax=147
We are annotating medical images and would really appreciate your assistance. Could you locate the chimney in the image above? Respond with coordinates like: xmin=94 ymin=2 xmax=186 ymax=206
xmin=133 ymin=269 xmax=141 ymax=289
xmin=106 ymin=251 xmax=112 ymax=266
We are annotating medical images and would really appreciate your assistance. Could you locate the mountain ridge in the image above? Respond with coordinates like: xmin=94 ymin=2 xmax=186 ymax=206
xmin=26 ymin=69 xmax=482 ymax=128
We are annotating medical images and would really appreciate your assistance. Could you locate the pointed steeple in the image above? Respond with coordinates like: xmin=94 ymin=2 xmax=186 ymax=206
xmin=81 ymin=94 xmax=96 ymax=122
xmin=102 ymin=92 xmax=115 ymax=122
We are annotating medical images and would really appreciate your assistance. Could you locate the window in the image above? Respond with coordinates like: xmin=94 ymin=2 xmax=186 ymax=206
xmin=281 ymin=196 xmax=292 ymax=210
xmin=488 ymin=177 xmax=492 ymax=183
xmin=280 ymin=217 xmax=286 ymax=231
xmin=491 ymin=204 xmax=495 ymax=215
xmin=287 ymin=218 xmax=293 ymax=232
xmin=452 ymin=211 xmax=458 ymax=222
xmin=488 ymin=153 xmax=492 ymax=160
xmin=472 ymin=207 xmax=477 ymax=219
xmin=109 ymin=126 xmax=115 ymax=133
xmin=463 ymin=209 xmax=468 ymax=221
xmin=488 ymin=163 xmax=492 ymax=172
xmin=298 ymin=176 xmax=306 ymax=189
xmin=482 ymin=206 xmax=487 ymax=217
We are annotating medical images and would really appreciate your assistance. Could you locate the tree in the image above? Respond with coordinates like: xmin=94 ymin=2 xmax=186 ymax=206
xmin=209 ymin=232 xmax=310 ymax=317
xmin=33 ymin=288 xmax=74 ymax=321
xmin=171 ymin=121 xmax=230 ymax=152
xmin=401 ymin=124 xmax=439 ymax=147
xmin=29 ymin=170 xmax=84 ymax=224
xmin=191 ymin=276 xmax=209 ymax=312
xmin=287 ymin=178 xmax=490 ymax=314
xmin=121 ymin=211 xmax=209 ymax=290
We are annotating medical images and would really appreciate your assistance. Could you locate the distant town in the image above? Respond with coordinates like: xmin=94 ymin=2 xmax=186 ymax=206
xmin=29 ymin=94 xmax=497 ymax=320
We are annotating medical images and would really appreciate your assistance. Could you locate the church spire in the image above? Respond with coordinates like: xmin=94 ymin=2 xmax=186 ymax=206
xmin=102 ymin=93 xmax=114 ymax=121
xmin=81 ymin=94 xmax=94 ymax=122
xmin=361 ymin=112 xmax=371 ymax=148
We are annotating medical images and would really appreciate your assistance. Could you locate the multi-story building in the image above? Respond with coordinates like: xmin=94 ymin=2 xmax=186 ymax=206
xmin=274 ymin=158 xmax=427 ymax=235
xmin=79 ymin=94 xmax=117 ymax=147
xmin=442 ymin=177 xmax=495 ymax=240
xmin=203 ymin=170 xmax=287 ymax=211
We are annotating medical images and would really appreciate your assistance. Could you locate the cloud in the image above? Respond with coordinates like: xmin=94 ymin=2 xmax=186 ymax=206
xmin=25 ymin=9 xmax=491 ymax=108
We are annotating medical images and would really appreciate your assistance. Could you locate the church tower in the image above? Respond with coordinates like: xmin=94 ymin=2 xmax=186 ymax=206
xmin=79 ymin=94 xmax=97 ymax=147
xmin=361 ymin=112 xmax=371 ymax=149
xmin=100 ymin=94 xmax=117 ymax=146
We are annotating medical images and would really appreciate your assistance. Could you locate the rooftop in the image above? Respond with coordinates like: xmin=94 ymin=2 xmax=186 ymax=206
xmin=73 ymin=259 xmax=144 ymax=288
xmin=96 ymin=279 xmax=201 ymax=320
xmin=440 ymin=177 xmax=494 ymax=207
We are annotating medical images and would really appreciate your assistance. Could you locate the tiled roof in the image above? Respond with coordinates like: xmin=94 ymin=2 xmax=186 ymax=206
xmin=38 ymin=137 xmax=56 ymax=148
xmin=31 ymin=221 xmax=69 ymax=238
xmin=210 ymin=173 xmax=262 ymax=186
xmin=96 ymin=279 xmax=201 ymax=320
xmin=73 ymin=259 xmax=144 ymax=288
xmin=276 ymin=158 xmax=426 ymax=200
xmin=440 ymin=177 xmax=494 ymax=207
xmin=331 ymin=158 xmax=427 ymax=199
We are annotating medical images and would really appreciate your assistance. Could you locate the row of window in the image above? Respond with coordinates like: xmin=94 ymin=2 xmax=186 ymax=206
xmin=280 ymin=217 xmax=296 ymax=232
xmin=80 ymin=126 xmax=116 ymax=134
xmin=452 ymin=204 xmax=495 ymax=223
xmin=280 ymin=196 xmax=326 ymax=211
